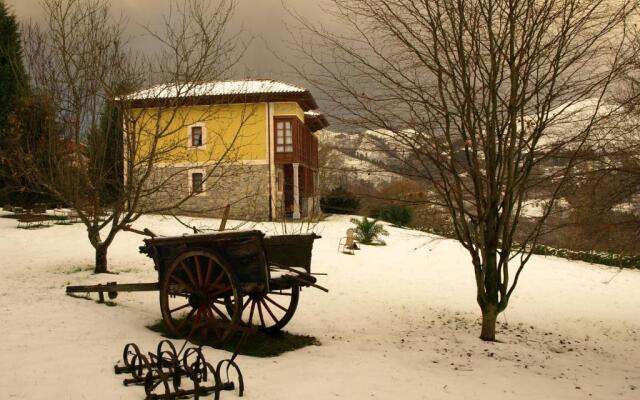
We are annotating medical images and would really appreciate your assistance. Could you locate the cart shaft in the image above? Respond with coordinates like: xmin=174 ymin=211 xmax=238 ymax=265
xmin=66 ymin=282 xmax=159 ymax=293
xmin=66 ymin=282 xmax=159 ymax=302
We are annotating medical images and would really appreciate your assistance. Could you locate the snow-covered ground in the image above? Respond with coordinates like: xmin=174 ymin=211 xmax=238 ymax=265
xmin=0 ymin=212 xmax=639 ymax=399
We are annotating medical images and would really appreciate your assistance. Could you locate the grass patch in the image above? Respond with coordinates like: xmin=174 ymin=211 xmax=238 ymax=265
xmin=60 ymin=265 xmax=94 ymax=274
xmin=147 ymin=319 xmax=320 ymax=357
xmin=17 ymin=224 xmax=52 ymax=230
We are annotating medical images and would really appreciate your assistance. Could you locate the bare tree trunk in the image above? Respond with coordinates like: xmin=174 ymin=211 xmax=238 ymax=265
xmin=480 ymin=304 xmax=498 ymax=341
xmin=89 ymin=228 xmax=111 ymax=274
xmin=478 ymin=248 xmax=500 ymax=341
xmin=95 ymin=243 xmax=108 ymax=274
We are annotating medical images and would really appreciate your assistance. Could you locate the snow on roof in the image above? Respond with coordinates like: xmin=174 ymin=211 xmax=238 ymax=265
xmin=126 ymin=79 xmax=308 ymax=100
xmin=303 ymin=110 xmax=329 ymax=131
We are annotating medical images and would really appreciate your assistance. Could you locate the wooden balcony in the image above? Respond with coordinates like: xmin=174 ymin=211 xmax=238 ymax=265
xmin=273 ymin=116 xmax=318 ymax=170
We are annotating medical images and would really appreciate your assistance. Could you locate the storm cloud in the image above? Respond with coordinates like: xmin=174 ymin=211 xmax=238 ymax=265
xmin=5 ymin=0 xmax=340 ymax=89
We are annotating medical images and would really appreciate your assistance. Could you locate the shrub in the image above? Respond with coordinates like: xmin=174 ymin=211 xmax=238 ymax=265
xmin=320 ymin=186 xmax=360 ymax=214
xmin=371 ymin=205 xmax=412 ymax=226
xmin=350 ymin=216 xmax=389 ymax=245
xmin=531 ymin=244 xmax=640 ymax=269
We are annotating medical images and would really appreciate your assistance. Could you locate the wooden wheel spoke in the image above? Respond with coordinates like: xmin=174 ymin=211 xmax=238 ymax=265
xmin=206 ymin=272 xmax=225 ymax=292
xmin=202 ymin=307 xmax=216 ymax=338
xmin=257 ymin=299 xmax=265 ymax=327
xmin=170 ymin=275 xmax=194 ymax=293
xmin=242 ymin=297 xmax=252 ymax=312
xmin=169 ymin=302 xmax=191 ymax=314
xmin=194 ymin=256 xmax=203 ymax=287
xmin=181 ymin=262 xmax=198 ymax=289
xmin=208 ymin=284 xmax=231 ymax=297
xmin=192 ymin=309 xmax=202 ymax=331
xmin=203 ymin=258 xmax=213 ymax=288
xmin=209 ymin=303 xmax=229 ymax=321
xmin=260 ymin=298 xmax=279 ymax=323
xmin=163 ymin=252 xmax=240 ymax=340
xmin=176 ymin=308 xmax=196 ymax=331
xmin=248 ymin=299 xmax=257 ymax=326
xmin=264 ymin=295 xmax=288 ymax=312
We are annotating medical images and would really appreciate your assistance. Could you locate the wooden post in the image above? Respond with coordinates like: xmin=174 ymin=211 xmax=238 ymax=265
xmin=219 ymin=204 xmax=230 ymax=231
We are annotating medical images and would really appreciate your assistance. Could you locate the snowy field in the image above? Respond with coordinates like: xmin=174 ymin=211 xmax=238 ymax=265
xmin=0 ymin=212 xmax=639 ymax=399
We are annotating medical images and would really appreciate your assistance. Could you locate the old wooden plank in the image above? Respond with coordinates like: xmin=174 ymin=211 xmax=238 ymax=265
xmin=66 ymin=282 xmax=159 ymax=294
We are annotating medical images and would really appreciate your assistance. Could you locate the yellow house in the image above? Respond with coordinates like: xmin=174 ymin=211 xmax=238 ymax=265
xmin=127 ymin=79 xmax=328 ymax=220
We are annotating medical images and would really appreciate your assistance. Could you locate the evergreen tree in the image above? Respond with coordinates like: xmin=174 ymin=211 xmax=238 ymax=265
xmin=0 ymin=1 xmax=26 ymax=131
xmin=0 ymin=1 xmax=28 ymax=203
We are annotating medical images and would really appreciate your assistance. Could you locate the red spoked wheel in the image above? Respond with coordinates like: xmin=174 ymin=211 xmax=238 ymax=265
xmin=230 ymin=285 xmax=299 ymax=333
xmin=160 ymin=251 xmax=240 ymax=341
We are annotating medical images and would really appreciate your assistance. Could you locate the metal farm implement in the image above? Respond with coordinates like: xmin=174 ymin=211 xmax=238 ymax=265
xmin=114 ymin=339 xmax=244 ymax=399
xmin=67 ymin=230 xmax=325 ymax=340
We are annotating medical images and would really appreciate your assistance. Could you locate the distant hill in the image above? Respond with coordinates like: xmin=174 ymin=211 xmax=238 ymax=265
xmin=316 ymin=129 xmax=403 ymax=188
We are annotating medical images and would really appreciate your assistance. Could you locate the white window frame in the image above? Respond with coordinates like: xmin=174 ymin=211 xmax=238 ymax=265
xmin=187 ymin=123 xmax=206 ymax=149
xmin=275 ymin=120 xmax=293 ymax=153
xmin=188 ymin=169 xmax=207 ymax=195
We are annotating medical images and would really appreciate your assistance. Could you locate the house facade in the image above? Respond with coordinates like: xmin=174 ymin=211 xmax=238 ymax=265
xmin=127 ymin=80 xmax=328 ymax=220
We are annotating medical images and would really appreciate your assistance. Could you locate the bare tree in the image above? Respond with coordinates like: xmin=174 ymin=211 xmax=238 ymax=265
xmin=4 ymin=0 xmax=254 ymax=273
xmin=291 ymin=0 xmax=637 ymax=340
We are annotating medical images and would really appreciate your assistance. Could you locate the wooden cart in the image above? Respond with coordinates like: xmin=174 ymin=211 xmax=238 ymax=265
xmin=66 ymin=230 xmax=323 ymax=340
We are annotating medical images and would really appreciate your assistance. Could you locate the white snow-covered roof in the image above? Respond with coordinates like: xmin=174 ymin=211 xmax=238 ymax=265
xmin=126 ymin=79 xmax=308 ymax=100
xmin=303 ymin=110 xmax=329 ymax=131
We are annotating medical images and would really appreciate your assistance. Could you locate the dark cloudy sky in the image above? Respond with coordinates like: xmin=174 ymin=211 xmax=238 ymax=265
xmin=5 ymin=0 xmax=340 ymax=88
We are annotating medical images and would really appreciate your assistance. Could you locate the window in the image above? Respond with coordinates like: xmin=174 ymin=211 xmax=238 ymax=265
xmin=276 ymin=120 xmax=293 ymax=152
xmin=188 ymin=169 xmax=206 ymax=194
xmin=191 ymin=126 xmax=203 ymax=147
xmin=188 ymin=124 xmax=205 ymax=148
xmin=191 ymin=172 xmax=204 ymax=194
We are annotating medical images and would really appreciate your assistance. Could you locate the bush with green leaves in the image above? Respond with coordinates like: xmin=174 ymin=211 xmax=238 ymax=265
xmin=320 ymin=186 xmax=360 ymax=214
xmin=371 ymin=205 xmax=412 ymax=226
xmin=350 ymin=216 xmax=389 ymax=245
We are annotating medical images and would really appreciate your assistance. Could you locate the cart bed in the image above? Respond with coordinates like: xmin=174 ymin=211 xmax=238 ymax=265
xmin=142 ymin=230 xmax=269 ymax=289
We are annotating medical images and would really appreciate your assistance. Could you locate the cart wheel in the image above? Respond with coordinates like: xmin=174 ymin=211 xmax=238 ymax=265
xmin=229 ymin=285 xmax=299 ymax=333
xmin=160 ymin=251 xmax=241 ymax=341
